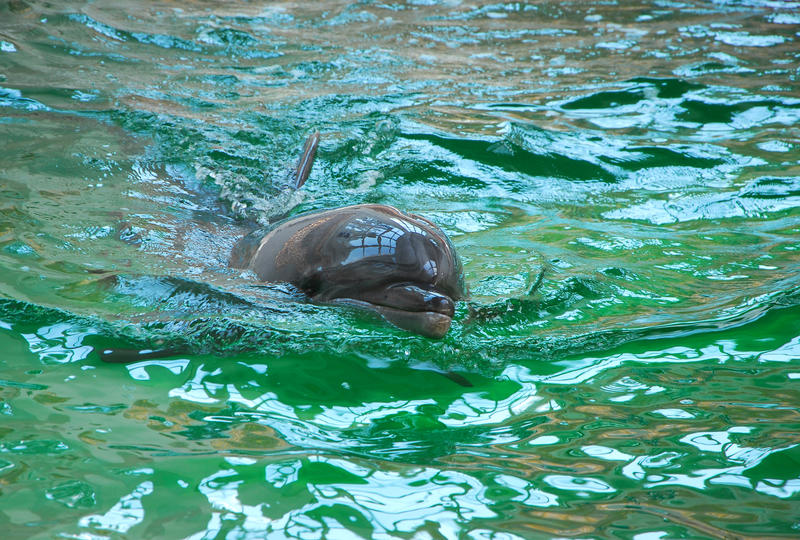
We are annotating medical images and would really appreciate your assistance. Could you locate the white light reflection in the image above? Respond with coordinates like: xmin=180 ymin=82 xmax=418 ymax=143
xmin=507 ymin=340 xmax=755 ymax=387
xmin=652 ymin=408 xmax=695 ymax=419
xmin=468 ymin=529 xmax=527 ymax=540
xmin=78 ymin=481 xmax=153 ymax=533
xmin=126 ymin=358 xmax=189 ymax=381
xmin=608 ymin=394 xmax=636 ymax=402
xmin=759 ymin=334 xmax=800 ymax=362
xmin=494 ymin=474 xmax=559 ymax=508
xmin=582 ymin=445 xmax=634 ymax=461
xmin=543 ymin=475 xmax=616 ymax=494
xmin=680 ymin=426 xmax=753 ymax=454
xmin=440 ymin=367 xmax=544 ymax=426
xmin=198 ymin=469 xmax=244 ymax=513
xmin=308 ymin=463 xmax=495 ymax=534
xmin=167 ymin=364 xmax=224 ymax=404
xmin=189 ymin=456 xmax=497 ymax=539
xmin=178 ymin=365 xmax=552 ymax=440
xmin=756 ymin=479 xmax=800 ymax=499
xmin=226 ymin=385 xmax=299 ymax=420
xmin=20 ymin=323 xmax=97 ymax=364
xmin=632 ymin=533 xmax=669 ymax=540
xmin=265 ymin=460 xmax=301 ymax=488
xmin=616 ymin=429 xmax=798 ymax=494
xmin=642 ymin=463 xmax=752 ymax=490
xmin=529 ymin=435 xmax=559 ymax=446
xmin=189 ymin=469 xmax=271 ymax=538
xmin=314 ymin=399 xmax=437 ymax=429
xmin=621 ymin=452 xmax=684 ymax=482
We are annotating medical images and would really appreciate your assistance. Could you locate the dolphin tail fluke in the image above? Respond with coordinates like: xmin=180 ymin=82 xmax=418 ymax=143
xmin=293 ymin=131 xmax=320 ymax=189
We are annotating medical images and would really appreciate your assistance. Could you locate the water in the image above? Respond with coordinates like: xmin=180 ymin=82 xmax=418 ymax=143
xmin=1 ymin=0 xmax=799 ymax=537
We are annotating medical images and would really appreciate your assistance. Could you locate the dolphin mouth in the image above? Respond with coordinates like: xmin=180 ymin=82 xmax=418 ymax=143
xmin=323 ymin=283 xmax=457 ymax=338
xmin=357 ymin=283 xmax=455 ymax=316
xmin=327 ymin=291 xmax=455 ymax=338
xmin=361 ymin=283 xmax=455 ymax=337
xmin=371 ymin=304 xmax=453 ymax=339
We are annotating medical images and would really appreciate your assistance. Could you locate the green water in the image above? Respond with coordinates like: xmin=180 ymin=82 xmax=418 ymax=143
xmin=1 ymin=0 xmax=799 ymax=537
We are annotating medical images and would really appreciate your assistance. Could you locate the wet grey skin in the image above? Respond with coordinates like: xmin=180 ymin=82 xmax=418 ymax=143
xmin=231 ymin=133 xmax=466 ymax=338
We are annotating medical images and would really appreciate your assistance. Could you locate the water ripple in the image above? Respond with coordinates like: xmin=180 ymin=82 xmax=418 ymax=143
xmin=1 ymin=0 xmax=800 ymax=537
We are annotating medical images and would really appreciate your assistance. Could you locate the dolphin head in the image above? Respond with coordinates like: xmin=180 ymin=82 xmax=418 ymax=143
xmin=239 ymin=204 xmax=466 ymax=338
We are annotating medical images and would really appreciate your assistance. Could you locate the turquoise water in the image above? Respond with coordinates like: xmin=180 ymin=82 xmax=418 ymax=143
xmin=1 ymin=1 xmax=800 ymax=537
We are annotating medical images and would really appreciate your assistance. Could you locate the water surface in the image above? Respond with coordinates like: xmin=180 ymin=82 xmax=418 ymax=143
xmin=1 ymin=0 xmax=799 ymax=538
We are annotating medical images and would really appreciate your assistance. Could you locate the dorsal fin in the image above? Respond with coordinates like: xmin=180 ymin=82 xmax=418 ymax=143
xmin=293 ymin=131 xmax=320 ymax=189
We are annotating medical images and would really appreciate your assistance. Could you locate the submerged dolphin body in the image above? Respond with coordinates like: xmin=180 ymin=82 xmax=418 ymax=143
xmin=231 ymin=134 xmax=466 ymax=338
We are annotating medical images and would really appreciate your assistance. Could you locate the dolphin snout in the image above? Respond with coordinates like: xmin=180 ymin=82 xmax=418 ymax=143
xmin=360 ymin=283 xmax=454 ymax=317
xmin=423 ymin=291 xmax=454 ymax=318
xmin=343 ymin=283 xmax=456 ymax=338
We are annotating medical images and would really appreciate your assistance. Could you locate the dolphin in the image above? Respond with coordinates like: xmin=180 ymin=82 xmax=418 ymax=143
xmin=230 ymin=133 xmax=466 ymax=338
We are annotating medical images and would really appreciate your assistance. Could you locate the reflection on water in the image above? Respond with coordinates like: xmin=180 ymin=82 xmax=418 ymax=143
xmin=1 ymin=0 xmax=800 ymax=537
xmin=3 ymin=302 xmax=799 ymax=537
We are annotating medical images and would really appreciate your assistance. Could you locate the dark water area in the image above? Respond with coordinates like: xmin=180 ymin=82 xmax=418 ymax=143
xmin=1 ymin=0 xmax=799 ymax=538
